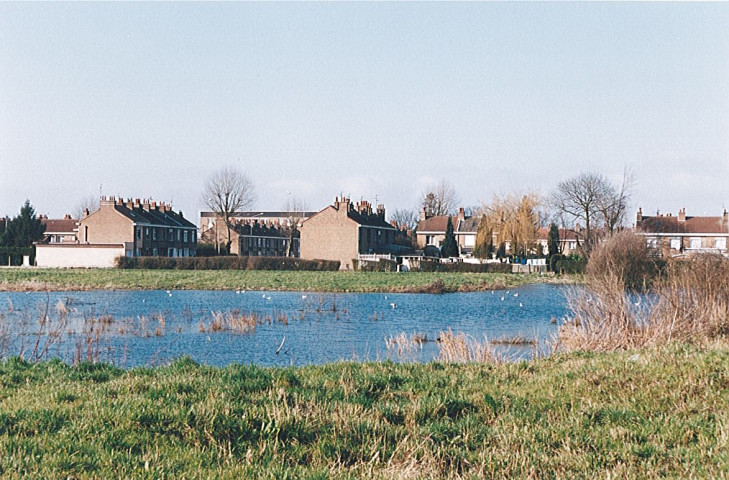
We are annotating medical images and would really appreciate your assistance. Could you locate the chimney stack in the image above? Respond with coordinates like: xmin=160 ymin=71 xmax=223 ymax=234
xmin=420 ymin=207 xmax=428 ymax=221
xmin=457 ymin=207 xmax=465 ymax=221
xmin=678 ymin=208 xmax=686 ymax=223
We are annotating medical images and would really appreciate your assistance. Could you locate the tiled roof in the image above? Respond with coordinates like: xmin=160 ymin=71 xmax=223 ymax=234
xmin=417 ymin=216 xmax=457 ymax=233
xmin=42 ymin=218 xmax=79 ymax=234
xmin=536 ymin=227 xmax=580 ymax=241
xmin=347 ymin=210 xmax=396 ymax=229
xmin=201 ymin=211 xmax=317 ymax=219
xmin=418 ymin=215 xmax=477 ymax=234
xmin=456 ymin=217 xmax=480 ymax=233
xmin=639 ymin=215 xmax=728 ymax=234
xmin=113 ymin=204 xmax=197 ymax=229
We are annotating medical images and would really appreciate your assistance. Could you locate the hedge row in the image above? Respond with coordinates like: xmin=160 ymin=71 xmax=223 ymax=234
xmin=550 ymin=255 xmax=586 ymax=274
xmin=116 ymin=256 xmax=340 ymax=271
xmin=419 ymin=261 xmax=512 ymax=273
xmin=352 ymin=259 xmax=399 ymax=272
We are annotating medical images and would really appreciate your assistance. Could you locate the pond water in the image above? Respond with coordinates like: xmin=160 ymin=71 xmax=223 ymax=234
xmin=0 ymin=284 xmax=571 ymax=367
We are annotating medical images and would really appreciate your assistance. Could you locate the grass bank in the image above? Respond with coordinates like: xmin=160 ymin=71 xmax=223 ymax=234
xmin=0 ymin=268 xmax=567 ymax=293
xmin=0 ymin=343 xmax=726 ymax=478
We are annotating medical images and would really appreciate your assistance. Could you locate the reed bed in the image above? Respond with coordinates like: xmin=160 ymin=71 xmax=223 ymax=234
xmin=436 ymin=329 xmax=500 ymax=364
xmin=559 ymin=248 xmax=729 ymax=352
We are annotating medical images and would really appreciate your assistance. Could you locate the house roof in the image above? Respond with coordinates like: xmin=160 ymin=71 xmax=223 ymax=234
xmin=456 ymin=217 xmax=480 ymax=233
xmin=200 ymin=211 xmax=317 ymax=219
xmin=536 ymin=227 xmax=580 ymax=241
xmin=94 ymin=199 xmax=197 ymax=229
xmin=347 ymin=210 xmax=395 ymax=229
xmin=42 ymin=218 xmax=79 ymax=234
xmin=417 ymin=215 xmax=477 ymax=234
xmin=638 ymin=214 xmax=729 ymax=234
xmin=417 ymin=215 xmax=457 ymax=233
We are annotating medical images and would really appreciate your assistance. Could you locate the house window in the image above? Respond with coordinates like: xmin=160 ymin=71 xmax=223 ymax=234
xmin=670 ymin=237 xmax=681 ymax=250
xmin=716 ymin=238 xmax=726 ymax=250
xmin=183 ymin=231 xmax=188 ymax=243
xmin=647 ymin=237 xmax=658 ymax=249
xmin=137 ymin=228 xmax=141 ymax=240
xmin=177 ymin=229 xmax=181 ymax=241
xmin=690 ymin=237 xmax=701 ymax=249
xmin=145 ymin=227 xmax=149 ymax=239
xmin=152 ymin=248 xmax=158 ymax=256
xmin=168 ymin=229 xmax=173 ymax=241
xmin=464 ymin=235 xmax=475 ymax=247
xmin=152 ymin=229 xmax=157 ymax=240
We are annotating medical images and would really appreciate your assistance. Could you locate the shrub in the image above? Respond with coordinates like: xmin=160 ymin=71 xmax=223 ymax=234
xmin=558 ymin=253 xmax=729 ymax=353
xmin=419 ymin=260 xmax=511 ymax=273
xmin=586 ymin=230 xmax=661 ymax=291
xmin=553 ymin=255 xmax=586 ymax=275
xmin=115 ymin=256 xmax=340 ymax=271
xmin=353 ymin=259 xmax=398 ymax=272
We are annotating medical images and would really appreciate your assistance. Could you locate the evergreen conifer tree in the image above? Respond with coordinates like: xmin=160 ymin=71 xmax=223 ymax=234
xmin=441 ymin=216 xmax=459 ymax=258
xmin=547 ymin=223 xmax=560 ymax=258
xmin=5 ymin=200 xmax=45 ymax=247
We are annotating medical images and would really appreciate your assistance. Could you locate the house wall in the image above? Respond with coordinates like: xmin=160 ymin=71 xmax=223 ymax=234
xmin=36 ymin=244 xmax=124 ymax=268
xmin=300 ymin=206 xmax=359 ymax=270
xmin=79 ymin=204 xmax=134 ymax=245
xmin=416 ymin=233 xmax=445 ymax=249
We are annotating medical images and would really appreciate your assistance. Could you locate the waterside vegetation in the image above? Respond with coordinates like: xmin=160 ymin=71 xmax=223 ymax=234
xmin=0 ymin=342 xmax=726 ymax=479
xmin=0 ymin=269 xmax=566 ymax=293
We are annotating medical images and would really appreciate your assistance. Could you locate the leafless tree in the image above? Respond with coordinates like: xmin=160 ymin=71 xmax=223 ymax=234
xmin=421 ymin=180 xmax=459 ymax=217
xmin=283 ymin=196 xmax=309 ymax=257
xmin=202 ymin=166 xmax=256 ymax=254
xmin=551 ymin=170 xmax=633 ymax=255
xmin=597 ymin=167 xmax=635 ymax=235
xmin=389 ymin=208 xmax=418 ymax=231
xmin=73 ymin=195 xmax=100 ymax=219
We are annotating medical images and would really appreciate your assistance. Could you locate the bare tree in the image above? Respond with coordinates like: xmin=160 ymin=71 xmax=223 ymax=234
xmin=597 ymin=167 xmax=634 ymax=235
xmin=389 ymin=208 xmax=418 ymax=231
xmin=283 ymin=196 xmax=309 ymax=257
xmin=73 ymin=195 xmax=100 ymax=219
xmin=202 ymin=166 xmax=256 ymax=254
xmin=421 ymin=180 xmax=459 ymax=217
xmin=551 ymin=170 xmax=633 ymax=255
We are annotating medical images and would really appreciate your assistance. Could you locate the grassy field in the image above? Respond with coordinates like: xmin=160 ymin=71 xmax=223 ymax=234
xmin=0 ymin=343 xmax=726 ymax=478
xmin=0 ymin=268 xmax=564 ymax=293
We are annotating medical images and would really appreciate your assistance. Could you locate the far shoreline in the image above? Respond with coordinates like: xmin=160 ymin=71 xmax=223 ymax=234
xmin=0 ymin=268 xmax=579 ymax=294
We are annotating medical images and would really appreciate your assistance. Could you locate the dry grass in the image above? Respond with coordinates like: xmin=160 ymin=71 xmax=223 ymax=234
xmin=209 ymin=310 xmax=260 ymax=334
xmin=558 ymin=254 xmax=729 ymax=352
xmin=436 ymin=329 xmax=499 ymax=364
xmin=385 ymin=333 xmax=428 ymax=358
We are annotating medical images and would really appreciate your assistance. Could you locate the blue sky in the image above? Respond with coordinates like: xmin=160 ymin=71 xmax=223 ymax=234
xmin=1 ymin=2 xmax=728 ymax=224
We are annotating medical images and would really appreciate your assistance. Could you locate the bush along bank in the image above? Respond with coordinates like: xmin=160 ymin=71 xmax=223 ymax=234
xmin=116 ymin=256 xmax=340 ymax=271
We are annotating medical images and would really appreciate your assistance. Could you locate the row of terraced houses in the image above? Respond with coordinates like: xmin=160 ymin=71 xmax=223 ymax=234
xmin=29 ymin=194 xmax=729 ymax=269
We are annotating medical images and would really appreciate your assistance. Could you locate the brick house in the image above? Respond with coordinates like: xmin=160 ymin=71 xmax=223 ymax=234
xmin=416 ymin=208 xmax=477 ymax=256
xmin=636 ymin=208 xmax=729 ymax=257
xmin=237 ymin=221 xmax=299 ymax=257
xmin=40 ymin=215 xmax=79 ymax=244
xmin=79 ymin=197 xmax=197 ymax=257
xmin=299 ymin=197 xmax=397 ymax=270
xmin=200 ymin=210 xmax=316 ymax=255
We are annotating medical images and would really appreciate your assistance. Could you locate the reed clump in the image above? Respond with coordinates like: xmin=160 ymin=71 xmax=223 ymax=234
xmin=559 ymin=247 xmax=729 ymax=352
xmin=385 ymin=332 xmax=428 ymax=358
xmin=436 ymin=329 xmax=499 ymax=364
xmin=209 ymin=310 xmax=260 ymax=334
